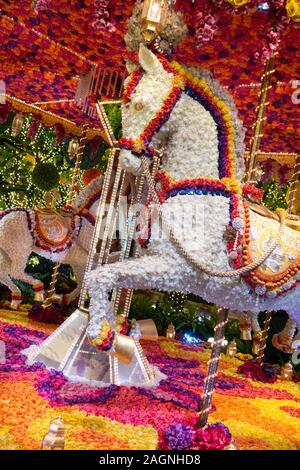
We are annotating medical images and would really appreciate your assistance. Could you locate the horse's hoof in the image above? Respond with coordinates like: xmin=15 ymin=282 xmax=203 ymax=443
xmin=11 ymin=300 xmax=22 ymax=310
xmin=34 ymin=291 xmax=44 ymax=302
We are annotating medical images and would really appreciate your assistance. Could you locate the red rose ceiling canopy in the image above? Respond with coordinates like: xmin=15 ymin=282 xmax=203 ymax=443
xmin=0 ymin=0 xmax=299 ymax=152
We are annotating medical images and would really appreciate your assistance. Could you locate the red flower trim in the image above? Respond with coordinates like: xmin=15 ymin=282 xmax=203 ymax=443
xmin=242 ymin=184 xmax=264 ymax=202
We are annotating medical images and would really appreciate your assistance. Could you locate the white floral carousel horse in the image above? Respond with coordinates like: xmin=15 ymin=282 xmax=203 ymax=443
xmin=0 ymin=176 xmax=104 ymax=309
xmin=87 ymin=45 xmax=299 ymax=354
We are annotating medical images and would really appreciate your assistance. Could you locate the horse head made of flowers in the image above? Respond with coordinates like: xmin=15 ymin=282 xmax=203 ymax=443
xmin=119 ymin=44 xmax=176 ymax=176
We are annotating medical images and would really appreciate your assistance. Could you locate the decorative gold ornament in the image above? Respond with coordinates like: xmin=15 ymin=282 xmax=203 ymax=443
xmin=141 ymin=0 xmax=169 ymax=43
xmin=68 ymin=138 xmax=79 ymax=158
xmin=224 ymin=439 xmax=239 ymax=450
xmin=239 ymin=314 xmax=252 ymax=341
xmin=280 ymin=361 xmax=293 ymax=381
xmin=41 ymin=416 xmax=65 ymax=450
xmin=11 ymin=113 xmax=24 ymax=137
xmin=166 ymin=323 xmax=176 ymax=339
xmin=226 ymin=339 xmax=237 ymax=358
xmin=252 ymin=331 xmax=262 ymax=355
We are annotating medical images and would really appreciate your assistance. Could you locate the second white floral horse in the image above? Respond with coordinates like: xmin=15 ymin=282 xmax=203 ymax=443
xmin=87 ymin=45 xmax=299 ymax=351
xmin=0 ymin=176 xmax=103 ymax=309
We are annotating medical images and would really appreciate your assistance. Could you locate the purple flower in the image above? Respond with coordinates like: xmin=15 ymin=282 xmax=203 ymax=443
xmin=164 ymin=423 xmax=193 ymax=450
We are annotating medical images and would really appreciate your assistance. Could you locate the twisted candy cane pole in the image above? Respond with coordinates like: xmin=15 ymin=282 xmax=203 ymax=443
xmin=197 ymin=307 xmax=229 ymax=429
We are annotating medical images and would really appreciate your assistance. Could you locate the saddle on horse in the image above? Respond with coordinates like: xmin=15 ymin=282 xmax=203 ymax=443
xmin=34 ymin=207 xmax=80 ymax=252
xmin=243 ymin=202 xmax=300 ymax=297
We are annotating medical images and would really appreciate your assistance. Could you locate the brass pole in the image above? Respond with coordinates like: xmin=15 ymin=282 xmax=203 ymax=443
xmin=42 ymin=124 xmax=89 ymax=308
xmin=256 ymin=311 xmax=272 ymax=364
xmin=287 ymin=155 xmax=300 ymax=214
xmin=196 ymin=307 xmax=229 ymax=428
xmin=245 ymin=55 xmax=275 ymax=183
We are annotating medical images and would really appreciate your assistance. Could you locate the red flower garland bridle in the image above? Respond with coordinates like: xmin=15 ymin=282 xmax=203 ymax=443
xmin=119 ymin=60 xmax=184 ymax=160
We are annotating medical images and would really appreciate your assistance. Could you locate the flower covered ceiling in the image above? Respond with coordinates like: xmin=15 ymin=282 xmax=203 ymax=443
xmin=0 ymin=0 xmax=299 ymax=153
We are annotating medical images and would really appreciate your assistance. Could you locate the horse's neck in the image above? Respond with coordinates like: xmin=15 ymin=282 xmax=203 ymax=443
xmin=157 ymin=93 xmax=220 ymax=181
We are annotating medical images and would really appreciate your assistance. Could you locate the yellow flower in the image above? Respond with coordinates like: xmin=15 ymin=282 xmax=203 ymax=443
xmin=235 ymin=352 xmax=253 ymax=361
xmin=286 ymin=0 xmax=300 ymax=21
xmin=226 ymin=0 xmax=250 ymax=7
xmin=133 ymin=138 xmax=146 ymax=153
xmin=59 ymin=175 xmax=68 ymax=185
xmin=173 ymin=75 xmax=186 ymax=90
xmin=23 ymin=154 xmax=36 ymax=166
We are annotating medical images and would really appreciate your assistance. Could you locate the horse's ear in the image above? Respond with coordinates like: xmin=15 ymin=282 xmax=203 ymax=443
xmin=138 ymin=43 xmax=164 ymax=75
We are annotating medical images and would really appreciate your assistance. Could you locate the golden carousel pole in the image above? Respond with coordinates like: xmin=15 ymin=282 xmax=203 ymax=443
xmin=245 ymin=55 xmax=276 ymax=183
xmin=287 ymin=155 xmax=300 ymax=214
xmin=244 ymin=55 xmax=276 ymax=361
xmin=42 ymin=124 xmax=89 ymax=308
xmin=196 ymin=307 xmax=229 ymax=428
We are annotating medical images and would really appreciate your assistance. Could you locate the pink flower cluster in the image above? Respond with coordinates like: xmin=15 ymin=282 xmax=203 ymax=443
xmin=92 ymin=0 xmax=115 ymax=34
xmin=33 ymin=0 xmax=51 ymax=14
xmin=255 ymin=10 xmax=290 ymax=61
xmin=238 ymin=360 xmax=277 ymax=384
xmin=27 ymin=117 xmax=41 ymax=140
xmin=194 ymin=11 xmax=219 ymax=48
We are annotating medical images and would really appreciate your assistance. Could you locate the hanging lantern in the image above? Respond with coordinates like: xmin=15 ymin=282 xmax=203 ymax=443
xmin=226 ymin=339 xmax=237 ymax=358
xmin=239 ymin=314 xmax=252 ymax=341
xmin=141 ymin=0 xmax=169 ymax=43
xmin=166 ymin=323 xmax=176 ymax=339
xmin=41 ymin=416 xmax=65 ymax=450
xmin=68 ymin=138 xmax=79 ymax=158
xmin=280 ymin=361 xmax=293 ymax=381
xmin=11 ymin=113 xmax=24 ymax=137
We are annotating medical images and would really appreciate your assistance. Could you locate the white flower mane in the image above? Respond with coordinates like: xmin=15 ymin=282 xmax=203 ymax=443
xmin=181 ymin=64 xmax=246 ymax=182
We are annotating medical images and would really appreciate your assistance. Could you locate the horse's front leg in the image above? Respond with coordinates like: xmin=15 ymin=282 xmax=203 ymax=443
xmin=87 ymin=254 xmax=186 ymax=344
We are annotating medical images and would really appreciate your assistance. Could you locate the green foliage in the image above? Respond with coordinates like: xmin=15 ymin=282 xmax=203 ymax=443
xmin=105 ymin=104 xmax=122 ymax=139
xmin=0 ymin=112 xmax=116 ymax=209
xmin=261 ymin=179 xmax=289 ymax=211
xmin=32 ymin=162 xmax=60 ymax=191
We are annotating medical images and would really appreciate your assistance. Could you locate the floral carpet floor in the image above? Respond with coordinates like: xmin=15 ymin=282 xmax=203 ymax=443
xmin=0 ymin=308 xmax=300 ymax=450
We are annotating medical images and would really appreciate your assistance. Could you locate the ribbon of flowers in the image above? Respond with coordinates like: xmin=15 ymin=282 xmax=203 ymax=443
xmin=90 ymin=319 xmax=115 ymax=352
xmin=90 ymin=315 xmax=138 ymax=352
xmin=242 ymin=184 xmax=264 ymax=203
xmin=122 ymin=69 xmax=142 ymax=104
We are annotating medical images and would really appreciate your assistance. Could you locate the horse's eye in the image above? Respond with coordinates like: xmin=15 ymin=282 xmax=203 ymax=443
xmin=134 ymin=102 xmax=144 ymax=111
